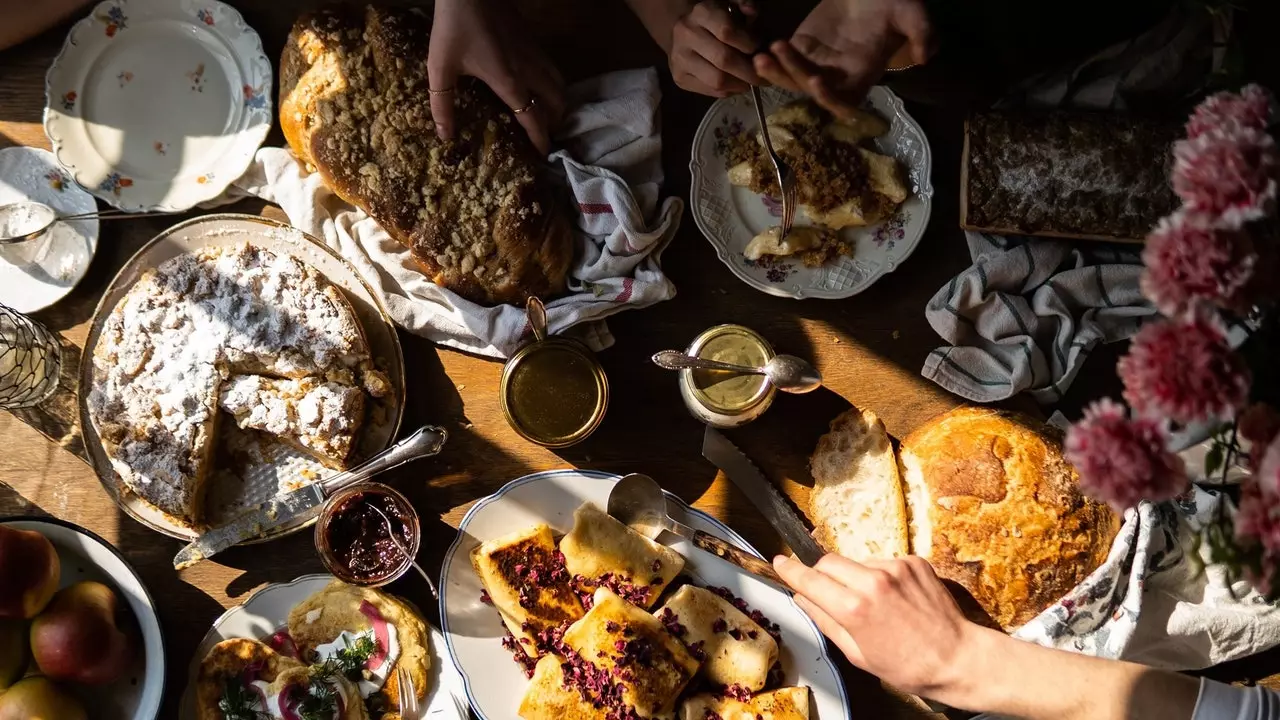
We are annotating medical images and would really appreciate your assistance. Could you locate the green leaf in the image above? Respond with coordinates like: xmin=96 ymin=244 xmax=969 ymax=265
xmin=1206 ymin=443 xmax=1226 ymax=478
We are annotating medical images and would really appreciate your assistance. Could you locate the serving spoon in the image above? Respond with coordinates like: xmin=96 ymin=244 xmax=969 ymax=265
xmin=651 ymin=349 xmax=822 ymax=394
xmin=607 ymin=472 xmax=786 ymax=587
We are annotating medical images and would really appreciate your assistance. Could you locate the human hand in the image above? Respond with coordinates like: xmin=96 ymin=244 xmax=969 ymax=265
xmin=428 ymin=0 xmax=565 ymax=155
xmin=754 ymin=0 xmax=933 ymax=117
xmin=774 ymin=554 xmax=987 ymax=703
xmin=669 ymin=1 xmax=761 ymax=97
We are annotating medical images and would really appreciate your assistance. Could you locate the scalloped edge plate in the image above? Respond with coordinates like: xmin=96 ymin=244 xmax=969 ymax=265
xmin=178 ymin=573 xmax=469 ymax=719
xmin=690 ymin=86 xmax=933 ymax=299
xmin=439 ymin=469 xmax=852 ymax=720
xmin=43 ymin=0 xmax=272 ymax=211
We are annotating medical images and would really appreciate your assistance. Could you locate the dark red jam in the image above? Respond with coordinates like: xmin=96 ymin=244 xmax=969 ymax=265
xmin=324 ymin=489 xmax=413 ymax=581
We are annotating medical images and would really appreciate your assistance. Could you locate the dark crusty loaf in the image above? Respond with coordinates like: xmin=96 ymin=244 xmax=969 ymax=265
xmin=280 ymin=6 xmax=572 ymax=306
xmin=962 ymin=110 xmax=1179 ymax=242
xmin=899 ymin=407 xmax=1120 ymax=631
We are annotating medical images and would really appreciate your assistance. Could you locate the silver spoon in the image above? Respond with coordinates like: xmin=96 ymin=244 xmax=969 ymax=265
xmin=0 ymin=200 xmax=171 ymax=244
xmin=607 ymin=473 xmax=787 ymax=588
xmin=369 ymin=503 xmax=439 ymax=600
xmin=651 ymin=349 xmax=822 ymax=394
xmin=525 ymin=296 xmax=548 ymax=341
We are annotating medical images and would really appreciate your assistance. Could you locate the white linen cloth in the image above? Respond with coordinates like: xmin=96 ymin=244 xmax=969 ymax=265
xmin=229 ymin=68 xmax=681 ymax=358
xmin=921 ymin=7 xmax=1218 ymax=403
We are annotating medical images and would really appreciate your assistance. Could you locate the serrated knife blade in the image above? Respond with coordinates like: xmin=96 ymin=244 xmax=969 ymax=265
xmin=702 ymin=426 xmax=825 ymax=565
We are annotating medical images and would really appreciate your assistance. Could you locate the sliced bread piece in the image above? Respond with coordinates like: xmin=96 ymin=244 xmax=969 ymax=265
xmin=808 ymin=407 xmax=909 ymax=561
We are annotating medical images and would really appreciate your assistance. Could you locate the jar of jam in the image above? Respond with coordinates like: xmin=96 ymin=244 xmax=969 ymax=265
xmin=316 ymin=483 xmax=421 ymax=587
xmin=679 ymin=324 xmax=777 ymax=428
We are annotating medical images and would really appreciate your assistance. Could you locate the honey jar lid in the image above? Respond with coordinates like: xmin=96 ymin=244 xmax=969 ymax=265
xmin=500 ymin=337 xmax=609 ymax=448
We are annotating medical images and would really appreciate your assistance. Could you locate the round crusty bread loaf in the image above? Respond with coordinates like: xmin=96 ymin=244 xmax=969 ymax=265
xmin=279 ymin=6 xmax=572 ymax=306
xmin=899 ymin=407 xmax=1120 ymax=631
xmin=808 ymin=407 xmax=910 ymax=562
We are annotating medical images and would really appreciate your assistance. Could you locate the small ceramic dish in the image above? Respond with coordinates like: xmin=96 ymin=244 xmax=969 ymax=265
xmin=43 ymin=0 xmax=272 ymax=211
xmin=689 ymin=85 xmax=933 ymax=299
xmin=0 ymin=147 xmax=99 ymax=312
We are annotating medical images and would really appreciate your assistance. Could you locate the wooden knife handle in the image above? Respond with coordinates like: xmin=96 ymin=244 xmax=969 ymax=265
xmin=692 ymin=530 xmax=786 ymax=587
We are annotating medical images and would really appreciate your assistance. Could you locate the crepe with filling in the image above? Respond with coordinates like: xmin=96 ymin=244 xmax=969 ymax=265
xmin=286 ymin=581 xmax=430 ymax=717
xmin=559 ymin=503 xmax=685 ymax=609
xmin=195 ymin=638 xmax=306 ymax=720
xmin=680 ymin=687 xmax=811 ymax=720
xmin=517 ymin=656 xmax=606 ymax=720
xmin=655 ymin=585 xmax=778 ymax=691
xmin=561 ymin=587 xmax=701 ymax=718
xmin=473 ymin=523 xmax=585 ymax=655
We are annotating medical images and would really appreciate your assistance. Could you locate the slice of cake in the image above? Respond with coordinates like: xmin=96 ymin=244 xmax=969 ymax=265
xmin=655 ymin=585 xmax=778 ymax=691
xmin=559 ymin=503 xmax=685 ymax=609
xmin=219 ymin=375 xmax=365 ymax=469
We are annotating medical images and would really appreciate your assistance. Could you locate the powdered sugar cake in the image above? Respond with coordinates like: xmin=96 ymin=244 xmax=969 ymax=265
xmin=87 ymin=241 xmax=392 ymax=530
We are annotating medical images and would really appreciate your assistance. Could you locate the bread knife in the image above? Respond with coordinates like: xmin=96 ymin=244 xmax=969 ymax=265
xmin=701 ymin=426 xmax=825 ymax=565
xmin=172 ymin=425 xmax=447 ymax=570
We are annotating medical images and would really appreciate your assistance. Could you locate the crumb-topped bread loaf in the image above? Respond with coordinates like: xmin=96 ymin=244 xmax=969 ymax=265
xmin=963 ymin=110 xmax=1179 ymax=241
xmin=280 ymin=5 xmax=573 ymax=306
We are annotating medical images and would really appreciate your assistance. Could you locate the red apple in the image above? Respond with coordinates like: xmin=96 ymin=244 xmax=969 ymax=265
xmin=0 ymin=525 xmax=60 ymax=619
xmin=29 ymin=581 xmax=131 ymax=685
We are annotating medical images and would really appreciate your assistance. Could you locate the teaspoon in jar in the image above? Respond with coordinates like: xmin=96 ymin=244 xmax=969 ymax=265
xmin=369 ymin=503 xmax=439 ymax=599
xmin=651 ymin=349 xmax=822 ymax=394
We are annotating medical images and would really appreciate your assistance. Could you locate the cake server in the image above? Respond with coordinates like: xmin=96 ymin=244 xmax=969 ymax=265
xmin=172 ymin=425 xmax=447 ymax=570
xmin=607 ymin=473 xmax=786 ymax=587
xmin=702 ymin=426 xmax=825 ymax=565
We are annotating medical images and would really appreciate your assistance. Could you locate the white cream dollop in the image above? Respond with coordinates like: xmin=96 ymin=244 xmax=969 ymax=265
xmin=315 ymin=626 xmax=400 ymax=699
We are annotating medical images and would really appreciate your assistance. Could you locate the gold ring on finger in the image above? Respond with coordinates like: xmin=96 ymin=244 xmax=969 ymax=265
xmin=429 ymin=86 xmax=457 ymax=95
xmin=512 ymin=97 xmax=538 ymax=115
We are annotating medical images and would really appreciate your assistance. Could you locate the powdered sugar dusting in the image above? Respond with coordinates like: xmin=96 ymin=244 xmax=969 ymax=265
xmin=219 ymin=374 xmax=363 ymax=465
xmin=87 ymin=243 xmax=376 ymax=527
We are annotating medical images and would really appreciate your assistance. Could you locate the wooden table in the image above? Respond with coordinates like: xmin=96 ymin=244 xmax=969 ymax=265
xmin=1 ymin=1 xmax=1276 ymax=717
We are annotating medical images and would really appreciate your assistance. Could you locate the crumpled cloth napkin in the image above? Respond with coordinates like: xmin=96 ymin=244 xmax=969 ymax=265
xmin=922 ymin=233 xmax=1154 ymax=403
xmin=229 ymin=68 xmax=682 ymax=358
xmin=921 ymin=8 xmax=1217 ymax=403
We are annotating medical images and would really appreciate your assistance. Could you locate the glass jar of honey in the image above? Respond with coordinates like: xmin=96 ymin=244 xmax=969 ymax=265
xmin=679 ymin=324 xmax=776 ymax=428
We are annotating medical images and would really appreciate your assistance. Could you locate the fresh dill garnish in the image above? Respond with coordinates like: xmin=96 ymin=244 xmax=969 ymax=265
xmin=218 ymin=677 xmax=266 ymax=720
xmin=313 ymin=633 xmax=379 ymax=681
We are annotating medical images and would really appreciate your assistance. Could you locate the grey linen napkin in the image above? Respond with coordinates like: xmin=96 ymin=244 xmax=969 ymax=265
xmin=920 ymin=6 xmax=1218 ymax=403
xmin=922 ymin=233 xmax=1154 ymax=403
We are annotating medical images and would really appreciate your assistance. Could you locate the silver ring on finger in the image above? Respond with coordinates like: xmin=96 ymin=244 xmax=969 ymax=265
xmin=512 ymin=97 xmax=538 ymax=115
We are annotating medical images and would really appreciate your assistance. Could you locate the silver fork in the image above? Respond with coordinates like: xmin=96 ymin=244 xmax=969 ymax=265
xmin=749 ymin=85 xmax=797 ymax=241
xmin=397 ymin=664 xmax=420 ymax=718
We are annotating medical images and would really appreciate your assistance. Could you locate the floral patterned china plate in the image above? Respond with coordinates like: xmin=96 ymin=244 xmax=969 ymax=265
xmin=0 ymin=147 xmax=99 ymax=312
xmin=690 ymin=85 xmax=933 ymax=299
xmin=44 ymin=0 xmax=272 ymax=211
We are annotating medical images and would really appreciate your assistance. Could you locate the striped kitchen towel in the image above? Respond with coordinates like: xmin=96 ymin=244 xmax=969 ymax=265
xmin=922 ymin=233 xmax=1154 ymax=403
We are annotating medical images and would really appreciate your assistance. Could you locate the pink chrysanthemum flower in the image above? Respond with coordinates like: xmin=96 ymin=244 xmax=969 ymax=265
xmin=1172 ymin=127 xmax=1278 ymax=226
xmin=1065 ymin=398 xmax=1188 ymax=511
xmin=1235 ymin=439 xmax=1280 ymax=557
xmin=1186 ymin=85 xmax=1275 ymax=139
xmin=1118 ymin=312 xmax=1250 ymax=425
xmin=1241 ymin=404 xmax=1280 ymax=469
xmin=1140 ymin=211 xmax=1259 ymax=316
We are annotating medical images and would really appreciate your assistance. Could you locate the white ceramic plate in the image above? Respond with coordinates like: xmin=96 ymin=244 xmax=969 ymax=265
xmin=439 ymin=469 xmax=851 ymax=720
xmin=690 ymin=85 xmax=933 ymax=299
xmin=179 ymin=574 xmax=470 ymax=719
xmin=0 ymin=147 xmax=99 ymax=312
xmin=0 ymin=517 xmax=165 ymax=720
xmin=77 ymin=214 xmax=406 ymax=541
xmin=44 ymin=0 xmax=272 ymax=211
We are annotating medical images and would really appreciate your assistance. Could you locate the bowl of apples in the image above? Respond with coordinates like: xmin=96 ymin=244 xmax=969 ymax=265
xmin=0 ymin=517 xmax=164 ymax=719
